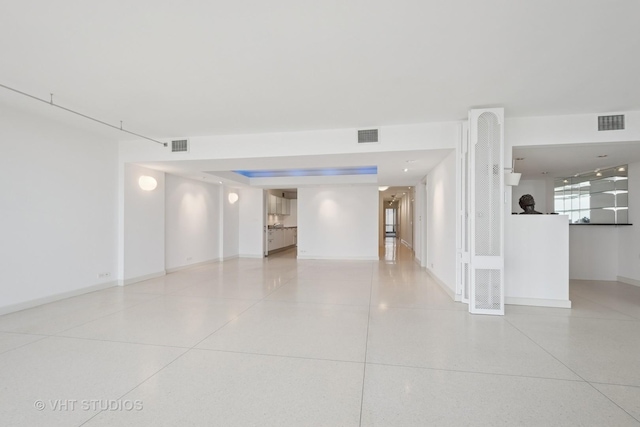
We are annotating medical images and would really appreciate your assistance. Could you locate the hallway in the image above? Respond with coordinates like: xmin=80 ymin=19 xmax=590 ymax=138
xmin=0 ymin=248 xmax=639 ymax=425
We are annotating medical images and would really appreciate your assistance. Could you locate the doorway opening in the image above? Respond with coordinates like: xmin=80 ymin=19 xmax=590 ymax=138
xmin=385 ymin=208 xmax=397 ymax=237
xmin=379 ymin=187 xmax=415 ymax=261
xmin=264 ymin=189 xmax=298 ymax=257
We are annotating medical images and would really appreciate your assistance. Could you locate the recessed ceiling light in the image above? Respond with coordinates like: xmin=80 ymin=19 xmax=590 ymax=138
xmin=618 ymin=167 xmax=626 ymax=172
xmin=597 ymin=154 xmax=608 ymax=158
xmin=378 ymin=186 xmax=389 ymax=191
xmin=403 ymin=168 xmax=409 ymax=172
xmin=515 ymin=157 xmax=525 ymax=161
xmin=563 ymin=179 xmax=569 ymax=183
xmin=596 ymin=172 xmax=602 ymax=177
xmin=541 ymin=172 xmax=549 ymax=175
xmin=218 ymin=181 xmax=223 ymax=184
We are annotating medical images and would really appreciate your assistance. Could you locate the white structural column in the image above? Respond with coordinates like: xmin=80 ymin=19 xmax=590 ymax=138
xmin=469 ymin=108 xmax=505 ymax=315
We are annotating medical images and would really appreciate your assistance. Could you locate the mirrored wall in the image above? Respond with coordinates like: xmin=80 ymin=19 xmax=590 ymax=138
xmin=554 ymin=165 xmax=629 ymax=224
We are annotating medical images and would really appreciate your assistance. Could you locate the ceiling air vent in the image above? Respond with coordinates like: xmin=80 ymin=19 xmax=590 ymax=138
xmin=358 ymin=129 xmax=379 ymax=143
xmin=171 ymin=139 xmax=189 ymax=152
xmin=598 ymin=115 xmax=624 ymax=131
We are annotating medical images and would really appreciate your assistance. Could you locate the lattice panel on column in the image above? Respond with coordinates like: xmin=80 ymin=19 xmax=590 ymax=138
xmin=469 ymin=108 xmax=504 ymax=315
xmin=474 ymin=113 xmax=501 ymax=257
xmin=463 ymin=263 xmax=470 ymax=302
xmin=474 ymin=269 xmax=501 ymax=311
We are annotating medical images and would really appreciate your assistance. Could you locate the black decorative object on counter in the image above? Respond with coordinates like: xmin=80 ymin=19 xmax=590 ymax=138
xmin=518 ymin=194 xmax=542 ymax=214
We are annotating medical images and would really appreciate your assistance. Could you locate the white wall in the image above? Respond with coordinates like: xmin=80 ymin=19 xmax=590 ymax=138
xmin=165 ymin=174 xmax=221 ymax=271
xmin=0 ymin=105 xmax=118 ymax=313
xmin=618 ymin=161 xmax=640 ymax=285
xmin=239 ymin=187 xmax=264 ymax=258
xmin=568 ymin=225 xmax=619 ymax=281
xmin=222 ymin=186 xmax=240 ymax=259
xmin=414 ymin=181 xmax=425 ymax=263
xmin=426 ymin=151 xmax=457 ymax=293
xmin=119 ymin=121 xmax=458 ymax=164
xmin=123 ymin=164 xmax=165 ymax=283
xmin=506 ymin=111 xmax=640 ymax=148
xmin=298 ymin=186 xmax=378 ymax=260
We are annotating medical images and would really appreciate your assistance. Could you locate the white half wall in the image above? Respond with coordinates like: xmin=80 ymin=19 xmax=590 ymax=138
xmin=239 ymin=187 xmax=265 ymax=258
xmin=505 ymin=215 xmax=570 ymax=307
xmin=569 ymin=225 xmax=619 ymax=281
xmin=0 ymin=104 xmax=118 ymax=313
xmin=618 ymin=161 xmax=640 ymax=284
xmin=165 ymin=174 xmax=221 ymax=270
xmin=222 ymin=186 xmax=240 ymax=259
xmin=298 ymin=186 xmax=378 ymax=260
xmin=123 ymin=164 xmax=165 ymax=283
xmin=426 ymin=150 xmax=457 ymax=293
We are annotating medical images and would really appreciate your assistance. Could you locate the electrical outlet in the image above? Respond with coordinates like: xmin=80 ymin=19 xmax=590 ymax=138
xmin=97 ymin=272 xmax=111 ymax=279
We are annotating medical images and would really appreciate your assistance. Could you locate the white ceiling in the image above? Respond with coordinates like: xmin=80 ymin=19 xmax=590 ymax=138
xmin=1 ymin=1 xmax=639 ymax=184
xmin=138 ymin=149 xmax=451 ymax=188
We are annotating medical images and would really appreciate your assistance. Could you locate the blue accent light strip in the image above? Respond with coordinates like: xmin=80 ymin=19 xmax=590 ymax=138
xmin=233 ymin=166 xmax=377 ymax=178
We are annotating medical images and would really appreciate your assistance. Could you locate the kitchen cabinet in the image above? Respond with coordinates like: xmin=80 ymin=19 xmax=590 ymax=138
xmin=268 ymin=228 xmax=284 ymax=250
xmin=268 ymin=194 xmax=277 ymax=215
xmin=284 ymin=228 xmax=294 ymax=247
xmin=267 ymin=227 xmax=297 ymax=252
xmin=267 ymin=194 xmax=291 ymax=216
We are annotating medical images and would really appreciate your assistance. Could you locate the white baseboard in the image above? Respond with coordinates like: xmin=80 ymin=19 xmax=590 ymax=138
xmin=239 ymin=254 xmax=265 ymax=259
xmin=297 ymin=255 xmax=379 ymax=261
xmin=426 ymin=268 xmax=457 ymax=301
xmin=0 ymin=280 xmax=117 ymax=316
xmin=505 ymin=297 xmax=572 ymax=309
xmin=121 ymin=270 xmax=166 ymax=286
xmin=618 ymin=276 xmax=640 ymax=288
xmin=222 ymin=255 xmax=239 ymax=261
xmin=400 ymin=239 xmax=413 ymax=249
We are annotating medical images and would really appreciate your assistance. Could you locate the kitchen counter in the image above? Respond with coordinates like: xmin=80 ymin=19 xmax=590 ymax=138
xmin=267 ymin=227 xmax=297 ymax=253
xmin=268 ymin=226 xmax=297 ymax=229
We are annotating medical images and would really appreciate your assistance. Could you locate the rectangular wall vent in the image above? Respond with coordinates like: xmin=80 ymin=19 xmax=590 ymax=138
xmin=358 ymin=129 xmax=379 ymax=143
xmin=598 ymin=115 xmax=625 ymax=131
xmin=171 ymin=139 xmax=189 ymax=152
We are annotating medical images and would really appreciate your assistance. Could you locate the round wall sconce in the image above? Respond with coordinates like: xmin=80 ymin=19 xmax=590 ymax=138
xmin=378 ymin=186 xmax=389 ymax=191
xmin=228 ymin=192 xmax=239 ymax=204
xmin=138 ymin=175 xmax=158 ymax=191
